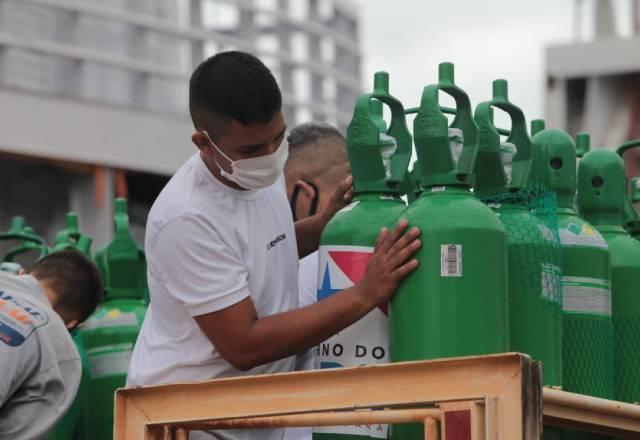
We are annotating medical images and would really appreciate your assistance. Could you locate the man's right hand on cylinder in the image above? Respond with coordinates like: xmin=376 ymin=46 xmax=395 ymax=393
xmin=357 ymin=219 xmax=421 ymax=305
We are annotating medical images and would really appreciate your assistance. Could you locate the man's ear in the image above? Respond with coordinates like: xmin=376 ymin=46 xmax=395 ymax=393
xmin=296 ymin=179 xmax=317 ymax=202
xmin=292 ymin=179 xmax=319 ymax=221
xmin=192 ymin=131 xmax=210 ymax=155
xmin=65 ymin=319 xmax=79 ymax=331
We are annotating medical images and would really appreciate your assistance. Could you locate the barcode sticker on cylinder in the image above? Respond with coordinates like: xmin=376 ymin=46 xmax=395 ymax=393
xmin=441 ymin=244 xmax=462 ymax=277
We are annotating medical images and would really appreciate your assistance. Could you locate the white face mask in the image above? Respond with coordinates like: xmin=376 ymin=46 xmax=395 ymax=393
xmin=204 ymin=131 xmax=289 ymax=190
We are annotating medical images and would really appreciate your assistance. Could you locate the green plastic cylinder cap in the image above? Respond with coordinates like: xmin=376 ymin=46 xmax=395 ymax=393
xmin=52 ymin=211 xmax=93 ymax=256
xmin=9 ymin=216 xmax=26 ymax=233
xmin=94 ymin=198 xmax=148 ymax=301
xmin=576 ymin=132 xmax=590 ymax=158
xmin=472 ymin=79 xmax=532 ymax=194
xmin=530 ymin=119 xmax=546 ymax=137
xmin=531 ymin=129 xmax=576 ymax=208
xmin=370 ymin=71 xmax=388 ymax=132
xmin=368 ymin=71 xmax=420 ymax=200
xmin=346 ymin=71 xmax=412 ymax=195
xmin=577 ymin=148 xmax=626 ymax=226
xmin=412 ymin=62 xmax=478 ymax=187
xmin=66 ymin=212 xmax=79 ymax=231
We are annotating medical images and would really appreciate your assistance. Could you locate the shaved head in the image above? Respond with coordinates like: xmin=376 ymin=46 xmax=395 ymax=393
xmin=284 ymin=122 xmax=350 ymax=221
xmin=284 ymin=122 xmax=348 ymax=187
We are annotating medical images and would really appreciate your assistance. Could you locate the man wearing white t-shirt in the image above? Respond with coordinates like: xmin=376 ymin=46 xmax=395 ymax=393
xmin=283 ymin=123 xmax=350 ymax=440
xmin=127 ymin=51 xmax=421 ymax=440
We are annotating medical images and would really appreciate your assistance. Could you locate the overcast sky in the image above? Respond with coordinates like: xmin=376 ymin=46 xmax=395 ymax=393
xmin=351 ymin=0 xmax=615 ymax=124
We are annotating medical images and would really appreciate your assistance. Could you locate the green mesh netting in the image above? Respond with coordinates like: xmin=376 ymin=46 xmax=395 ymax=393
xmin=477 ymin=183 xmax=564 ymax=387
xmin=479 ymin=181 xmax=569 ymax=440
xmin=478 ymin=164 xmax=615 ymax=440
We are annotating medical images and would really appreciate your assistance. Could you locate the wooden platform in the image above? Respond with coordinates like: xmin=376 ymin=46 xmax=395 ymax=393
xmin=114 ymin=353 xmax=640 ymax=439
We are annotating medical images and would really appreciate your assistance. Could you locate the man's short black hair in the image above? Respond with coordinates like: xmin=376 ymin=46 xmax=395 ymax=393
xmin=189 ymin=51 xmax=282 ymax=130
xmin=30 ymin=250 xmax=103 ymax=324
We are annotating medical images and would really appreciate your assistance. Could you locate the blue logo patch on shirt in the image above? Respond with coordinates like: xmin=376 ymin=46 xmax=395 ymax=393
xmin=0 ymin=290 xmax=49 ymax=347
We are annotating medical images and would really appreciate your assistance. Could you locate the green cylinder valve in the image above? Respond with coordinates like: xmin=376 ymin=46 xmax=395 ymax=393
xmin=9 ymin=216 xmax=26 ymax=234
xmin=52 ymin=212 xmax=93 ymax=257
xmin=576 ymin=132 xmax=590 ymax=158
xmin=473 ymin=79 xmax=533 ymax=194
xmin=530 ymin=119 xmax=545 ymax=137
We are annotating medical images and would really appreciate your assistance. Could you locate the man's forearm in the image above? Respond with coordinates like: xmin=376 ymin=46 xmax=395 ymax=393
xmin=197 ymin=219 xmax=419 ymax=372
xmin=294 ymin=212 xmax=330 ymax=258
xmin=234 ymin=285 xmax=375 ymax=370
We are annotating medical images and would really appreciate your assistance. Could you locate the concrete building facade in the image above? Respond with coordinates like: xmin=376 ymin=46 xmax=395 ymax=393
xmin=0 ymin=0 xmax=362 ymax=251
xmin=546 ymin=0 xmax=640 ymax=177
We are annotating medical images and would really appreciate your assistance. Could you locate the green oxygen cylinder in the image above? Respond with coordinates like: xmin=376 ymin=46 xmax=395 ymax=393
xmin=313 ymin=72 xmax=411 ymax=440
xmin=390 ymin=64 xmax=508 ymax=440
xmin=49 ymin=213 xmax=93 ymax=440
xmin=578 ymin=149 xmax=640 ymax=404
xmin=473 ymin=81 xmax=563 ymax=388
xmin=534 ymin=131 xmax=613 ymax=440
xmin=392 ymin=63 xmax=508 ymax=359
xmin=79 ymin=198 xmax=148 ymax=440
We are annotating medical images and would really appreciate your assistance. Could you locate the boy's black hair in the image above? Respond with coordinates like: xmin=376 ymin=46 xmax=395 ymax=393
xmin=189 ymin=51 xmax=282 ymax=130
xmin=30 ymin=250 xmax=103 ymax=324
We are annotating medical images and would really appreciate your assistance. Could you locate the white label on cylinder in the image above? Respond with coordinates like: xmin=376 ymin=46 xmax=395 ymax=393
xmin=86 ymin=343 xmax=133 ymax=378
xmin=558 ymin=223 xmax=608 ymax=249
xmin=441 ymin=244 xmax=463 ymax=277
xmin=562 ymin=276 xmax=611 ymax=316
xmin=82 ymin=310 xmax=139 ymax=330
xmin=541 ymin=263 xmax=562 ymax=304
